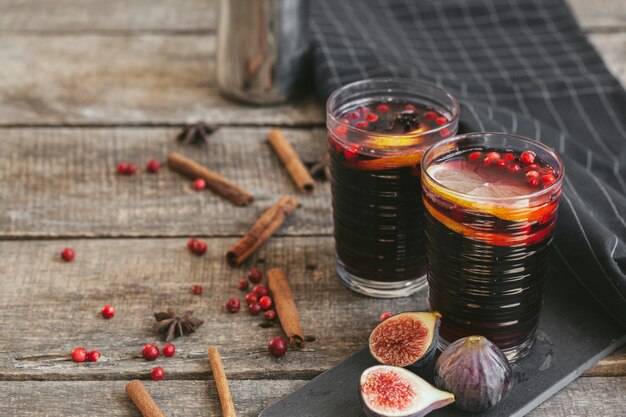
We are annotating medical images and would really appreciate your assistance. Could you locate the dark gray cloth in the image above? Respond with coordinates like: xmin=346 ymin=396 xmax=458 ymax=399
xmin=310 ymin=0 xmax=626 ymax=326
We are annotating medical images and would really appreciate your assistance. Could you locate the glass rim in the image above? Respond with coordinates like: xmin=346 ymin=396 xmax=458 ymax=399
xmin=421 ymin=132 xmax=565 ymax=203
xmin=326 ymin=77 xmax=461 ymax=142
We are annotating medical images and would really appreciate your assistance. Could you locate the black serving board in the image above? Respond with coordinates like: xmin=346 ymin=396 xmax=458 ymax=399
xmin=260 ymin=260 xmax=626 ymax=417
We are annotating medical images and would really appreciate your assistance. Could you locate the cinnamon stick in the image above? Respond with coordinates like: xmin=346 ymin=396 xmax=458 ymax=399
xmin=267 ymin=267 xmax=305 ymax=349
xmin=125 ymin=380 xmax=166 ymax=417
xmin=167 ymin=152 xmax=254 ymax=206
xmin=267 ymin=128 xmax=315 ymax=193
xmin=208 ymin=346 xmax=237 ymax=417
xmin=226 ymin=195 xmax=300 ymax=266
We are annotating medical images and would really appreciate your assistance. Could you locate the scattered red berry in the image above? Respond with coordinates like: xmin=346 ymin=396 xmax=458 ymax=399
xmin=528 ymin=178 xmax=541 ymax=187
xmin=237 ymin=279 xmax=249 ymax=291
xmin=248 ymin=302 xmax=262 ymax=315
xmin=259 ymin=295 xmax=273 ymax=310
xmin=264 ymin=310 xmax=276 ymax=321
xmin=71 ymin=347 xmax=87 ymax=363
xmin=520 ymin=151 xmax=536 ymax=165
xmin=193 ymin=178 xmax=206 ymax=190
xmin=101 ymin=305 xmax=115 ymax=319
xmin=192 ymin=285 xmax=203 ymax=295
xmin=504 ymin=153 xmax=516 ymax=162
xmin=87 ymin=350 xmax=101 ymax=362
xmin=542 ymin=174 xmax=556 ymax=185
xmin=150 ymin=366 xmax=165 ymax=381
xmin=146 ymin=159 xmax=161 ymax=173
xmin=187 ymin=238 xmax=197 ymax=250
xmin=61 ymin=247 xmax=75 ymax=262
xmin=163 ymin=343 xmax=176 ymax=357
xmin=247 ymin=268 xmax=263 ymax=283
xmin=526 ymin=170 xmax=540 ymax=180
xmin=225 ymin=297 xmax=241 ymax=313
xmin=127 ymin=163 xmax=137 ymax=175
xmin=347 ymin=111 xmax=360 ymax=120
xmin=365 ymin=113 xmax=379 ymax=122
xmin=376 ymin=104 xmax=390 ymax=113
xmin=354 ymin=121 xmax=369 ymax=129
xmin=507 ymin=163 xmax=522 ymax=174
xmin=404 ymin=104 xmax=417 ymax=112
xmin=117 ymin=162 xmax=129 ymax=175
xmin=468 ymin=151 xmax=481 ymax=161
xmin=189 ymin=239 xmax=207 ymax=255
xmin=424 ymin=111 xmax=438 ymax=120
xmin=253 ymin=284 xmax=269 ymax=297
xmin=142 ymin=344 xmax=160 ymax=361
xmin=245 ymin=292 xmax=258 ymax=305
xmin=268 ymin=336 xmax=288 ymax=357
xmin=380 ymin=311 xmax=393 ymax=322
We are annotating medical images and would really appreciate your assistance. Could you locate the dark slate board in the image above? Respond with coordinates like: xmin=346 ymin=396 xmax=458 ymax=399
xmin=260 ymin=259 xmax=626 ymax=417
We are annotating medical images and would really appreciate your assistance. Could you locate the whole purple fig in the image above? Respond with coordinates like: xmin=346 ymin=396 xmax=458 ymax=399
xmin=434 ymin=336 xmax=512 ymax=412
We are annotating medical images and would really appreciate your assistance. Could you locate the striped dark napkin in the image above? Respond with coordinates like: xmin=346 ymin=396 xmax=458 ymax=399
xmin=310 ymin=0 xmax=626 ymax=327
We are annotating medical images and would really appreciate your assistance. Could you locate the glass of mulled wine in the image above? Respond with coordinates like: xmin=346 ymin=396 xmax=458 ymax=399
xmin=421 ymin=132 xmax=564 ymax=361
xmin=326 ymin=78 xmax=460 ymax=298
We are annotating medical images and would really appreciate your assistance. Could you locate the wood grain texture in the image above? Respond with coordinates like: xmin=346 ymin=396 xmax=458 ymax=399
xmin=0 ymin=35 xmax=323 ymax=126
xmin=0 ymin=0 xmax=623 ymax=33
xmin=0 ymin=237 xmax=623 ymax=381
xmin=1 ymin=378 xmax=625 ymax=416
xmin=0 ymin=127 xmax=330 ymax=237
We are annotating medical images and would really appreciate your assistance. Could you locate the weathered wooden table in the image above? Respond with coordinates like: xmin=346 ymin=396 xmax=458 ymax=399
xmin=1 ymin=1 xmax=624 ymax=415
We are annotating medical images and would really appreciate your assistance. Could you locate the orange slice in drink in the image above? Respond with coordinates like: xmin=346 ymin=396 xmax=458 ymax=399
xmin=351 ymin=153 xmax=423 ymax=170
xmin=424 ymin=162 xmax=557 ymax=223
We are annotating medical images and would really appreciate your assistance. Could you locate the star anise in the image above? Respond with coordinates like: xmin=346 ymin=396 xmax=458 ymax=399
xmin=177 ymin=121 xmax=219 ymax=146
xmin=393 ymin=111 xmax=420 ymax=133
xmin=152 ymin=309 xmax=204 ymax=342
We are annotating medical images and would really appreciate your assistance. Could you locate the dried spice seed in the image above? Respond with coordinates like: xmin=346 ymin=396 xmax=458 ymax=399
xmin=152 ymin=309 xmax=204 ymax=342
xmin=177 ymin=121 xmax=218 ymax=146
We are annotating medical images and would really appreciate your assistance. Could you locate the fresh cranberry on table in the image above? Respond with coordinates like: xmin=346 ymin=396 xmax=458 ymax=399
xmin=101 ymin=305 xmax=115 ymax=319
xmin=268 ymin=336 xmax=288 ymax=357
xmin=87 ymin=350 xmax=101 ymax=362
xmin=61 ymin=247 xmax=75 ymax=262
xmin=142 ymin=344 xmax=160 ymax=361
xmin=163 ymin=343 xmax=176 ymax=357
xmin=71 ymin=347 xmax=87 ymax=362
xmin=150 ymin=366 xmax=165 ymax=381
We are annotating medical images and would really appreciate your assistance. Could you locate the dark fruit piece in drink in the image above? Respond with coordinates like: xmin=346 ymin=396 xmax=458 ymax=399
xmin=393 ymin=111 xmax=420 ymax=133
xmin=434 ymin=336 xmax=512 ymax=412
xmin=369 ymin=312 xmax=441 ymax=370
xmin=360 ymin=365 xmax=454 ymax=417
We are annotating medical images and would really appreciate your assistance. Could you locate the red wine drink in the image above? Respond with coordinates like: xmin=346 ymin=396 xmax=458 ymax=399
xmin=421 ymin=133 xmax=564 ymax=361
xmin=326 ymin=79 xmax=459 ymax=297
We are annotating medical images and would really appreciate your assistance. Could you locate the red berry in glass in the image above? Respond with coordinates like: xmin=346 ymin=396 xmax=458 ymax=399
xmin=71 ymin=347 xmax=87 ymax=362
xmin=248 ymin=302 xmax=262 ymax=315
xmin=264 ymin=310 xmax=276 ymax=321
xmin=163 ymin=343 xmax=176 ymax=357
xmin=253 ymin=284 xmax=269 ymax=297
xmin=146 ymin=159 xmax=160 ymax=173
xmin=225 ymin=297 xmax=241 ymax=313
xmin=101 ymin=305 xmax=115 ymax=319
xmin=142 ymin=344 xmax=159 ymax=361
xmin=61 ymin=247 xmax=75 ymax=262
xmin=194 ymin=178 xmax=206 ymax=190
xmin=237 ymin=279 xmax=249 ymax=291
xmin=245 ymin=292 xmax=258 ymax=305
xmin=247 ymin=268 xmax=263 ymax=283
xmin=150 ymin=366 xmax=165 ymax=381
xmin=268 ymin=336 xmax=288 ymax=357
xmin=422 ymin=137 xmax=562 ymax=361
xmin=259 ymin=295 xmax=273 ymax=310
xmin=87 ymin=350 xmax=101 ymax=362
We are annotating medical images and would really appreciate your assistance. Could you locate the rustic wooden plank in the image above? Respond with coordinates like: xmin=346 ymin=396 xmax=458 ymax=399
xmin=589 ymin=33 xmax=626 ymax=88
xmin=0 ymin=0 xmax=623 ymax=34
xmin=0 ymin=0 xmax=215 ymax=33
xmin=0 ymin=127 xmax=331 ymax=237
xmin=1 ymin=378 xmax=625 ymax=416
xmin=0 ymin=34 xmax=323 ymax=126
xmin=0 ymin=237 xmax=623 ymax=381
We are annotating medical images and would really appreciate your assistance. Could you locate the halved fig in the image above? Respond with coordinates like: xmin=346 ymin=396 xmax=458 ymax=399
xmin=434 ymin=336 xmax=512 ymax=412
xmin=369 ymin=312 xmax=441 ymax=369
xmin=360 ymin=365 xmax=454 ymax=417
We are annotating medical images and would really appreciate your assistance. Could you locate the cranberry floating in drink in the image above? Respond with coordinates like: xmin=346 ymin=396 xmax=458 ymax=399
xmin=326 ymin=79 xmax=460 ymax=297
xmin=421 ymin=133 xmax=564 ymax=361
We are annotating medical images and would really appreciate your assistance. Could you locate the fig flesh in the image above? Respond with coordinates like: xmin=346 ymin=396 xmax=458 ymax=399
xmin=360 ymin=365 xmax=454 ymax=417
xmin=434 ymin=336 xmax=512 ymax=412
xmin=369 ymin=312 xmax=441 ymax=369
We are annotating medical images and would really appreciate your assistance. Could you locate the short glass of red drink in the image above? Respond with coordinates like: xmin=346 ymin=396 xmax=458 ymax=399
xmin=421 ymin=132 xmax=564 ymax=361
xmin=327 ymin=78 xmax=460 ymax=298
